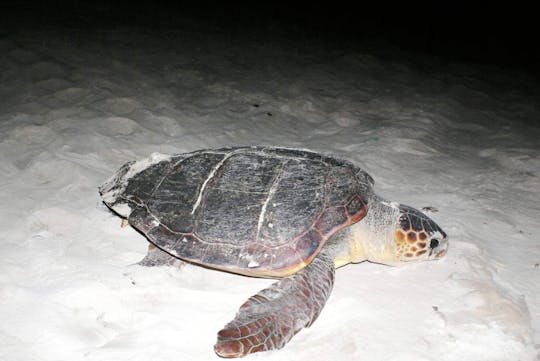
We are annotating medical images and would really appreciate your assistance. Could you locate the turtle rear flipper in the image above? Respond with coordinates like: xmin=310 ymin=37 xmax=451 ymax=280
xmin=214 ymin=251 xmax=335 ymax=358
xmin=137 ymin=244 xmax=186 ymax=267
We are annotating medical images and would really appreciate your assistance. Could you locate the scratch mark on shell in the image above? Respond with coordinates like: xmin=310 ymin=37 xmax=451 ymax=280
xmin=191 ymin=150 xmax=237 ymax=215
xmin=256 ymin=162 xmax=285 ymax=241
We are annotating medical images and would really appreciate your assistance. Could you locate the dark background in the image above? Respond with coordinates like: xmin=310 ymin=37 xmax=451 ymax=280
xmin=1 ymin=1 xmax=538 ymax=74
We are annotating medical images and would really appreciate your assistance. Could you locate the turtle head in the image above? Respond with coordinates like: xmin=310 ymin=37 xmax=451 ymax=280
xmin=393 ymin=205 xmax=448 ymax=262
xmin=345 ymin=200 xmax=447 ymax=266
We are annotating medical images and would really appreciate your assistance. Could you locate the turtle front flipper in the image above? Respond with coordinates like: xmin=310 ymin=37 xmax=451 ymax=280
xmin=137 ymin=244 xmax=185 ymax=267
xmin=214 ymin=252 xmax=335 ymax=358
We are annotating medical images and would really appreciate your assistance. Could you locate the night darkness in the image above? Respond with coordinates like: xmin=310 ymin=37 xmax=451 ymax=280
xmin=2 ymin=1 xmax=539 ymax=74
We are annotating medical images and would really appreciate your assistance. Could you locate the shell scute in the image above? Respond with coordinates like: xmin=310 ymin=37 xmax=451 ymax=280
xmin=197 ymin=188 xmax=264 ymax=246
xmin=315 ymin=206 xmax=348 ymax=235
xmin=295 ymin=230 xmax=324 ymax=262
xmin=346 ymin=195 xmax=366 ymax=216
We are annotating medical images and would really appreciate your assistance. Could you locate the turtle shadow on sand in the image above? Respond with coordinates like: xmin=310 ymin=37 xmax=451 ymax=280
xmin=99 ymin=146 xmax=448 ymax=358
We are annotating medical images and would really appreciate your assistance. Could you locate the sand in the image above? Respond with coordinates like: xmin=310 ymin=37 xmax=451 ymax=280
xmin=0 ymin=27 xmax=538 ymax=360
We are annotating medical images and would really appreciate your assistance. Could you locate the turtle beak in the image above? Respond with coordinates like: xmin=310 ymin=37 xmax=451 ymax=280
xmin=435 ymin=248 xmax=447 ymax=258
xmin=429 ymin=233 xmax=448 ymax=260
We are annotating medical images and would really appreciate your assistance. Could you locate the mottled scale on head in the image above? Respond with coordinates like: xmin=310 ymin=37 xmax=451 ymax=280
xmin=394 ymin=204 xmax=448 ymax=261
xmin=399 ymin=205 xmax=446 ymax=237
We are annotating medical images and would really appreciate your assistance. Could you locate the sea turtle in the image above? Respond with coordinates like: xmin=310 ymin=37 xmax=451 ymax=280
xmin=99 ymin=146 xmax=448 ymax=358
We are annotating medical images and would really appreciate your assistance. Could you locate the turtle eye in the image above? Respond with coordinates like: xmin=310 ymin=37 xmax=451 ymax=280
xmin=430 ymin=239 xmax=440 ymax=249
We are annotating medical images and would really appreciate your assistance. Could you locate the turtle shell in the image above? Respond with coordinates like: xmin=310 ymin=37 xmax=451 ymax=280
xmin=100 ymin=147 xmax=374 ymax=277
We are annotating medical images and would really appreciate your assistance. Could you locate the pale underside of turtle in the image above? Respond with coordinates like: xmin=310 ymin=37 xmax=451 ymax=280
xmin=99 ymin=146 xmax=448 ymax=358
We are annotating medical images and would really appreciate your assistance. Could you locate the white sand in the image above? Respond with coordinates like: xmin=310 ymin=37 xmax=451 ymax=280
xmin=0 ymin=27 xmax=538 ymax=360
